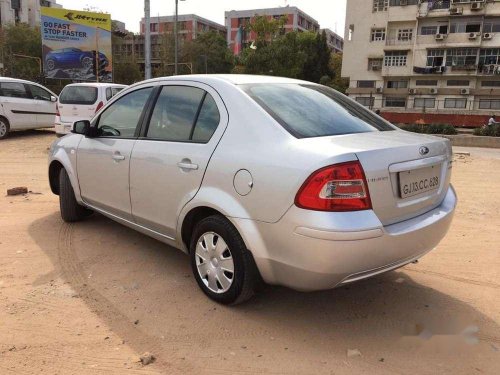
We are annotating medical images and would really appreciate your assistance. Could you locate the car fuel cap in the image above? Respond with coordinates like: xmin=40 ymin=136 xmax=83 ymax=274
xmin=233 ymin=169 xmax=253 ymax=196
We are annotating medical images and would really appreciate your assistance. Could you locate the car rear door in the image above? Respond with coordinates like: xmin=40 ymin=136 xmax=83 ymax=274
xmin=76 ymin=86 xmax=155 ymax=220
xmin=0 ymin=81 xmax=35 ymax=129
xmin=129 ymin=82 xmax=228 ymax=238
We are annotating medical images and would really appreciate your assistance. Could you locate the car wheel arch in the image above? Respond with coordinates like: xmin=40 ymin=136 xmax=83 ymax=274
xmin=49 ymin=160 xmax=64 ymax=195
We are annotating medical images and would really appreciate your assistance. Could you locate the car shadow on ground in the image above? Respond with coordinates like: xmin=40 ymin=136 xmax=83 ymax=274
xmin=28 ymin=211 xmax=499 ymax=372
xmin=4 ymin=128 xmax=55 ymax=140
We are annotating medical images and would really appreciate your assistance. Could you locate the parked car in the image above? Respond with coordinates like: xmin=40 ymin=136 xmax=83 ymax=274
xmin=0 ymin=77 xmax=57 ymax=139
xmin=48 ymin=75 xmax=457 ymax=304
xmin=45 ymin=48 xmax=108 ymax=71
xmin=55 ymin=83 xmax=127 ymax=136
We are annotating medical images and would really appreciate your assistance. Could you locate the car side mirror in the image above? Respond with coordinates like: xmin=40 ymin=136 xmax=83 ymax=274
xmin=50 ymin=95 xmax=57 ymax=102
xmin=72 ymin=120 xmax=91 ymax=136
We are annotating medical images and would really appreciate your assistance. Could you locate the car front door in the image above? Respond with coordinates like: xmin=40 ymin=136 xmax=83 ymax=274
xmin=0 ymin=81 xmax=35 ymax=129
xmin=28 ymin=84 xmax=57 ymax=127
xmin=130 ymin=83 xmax=228 ymax=238
xmin=76 ymin=86 xmax=155 ymax=220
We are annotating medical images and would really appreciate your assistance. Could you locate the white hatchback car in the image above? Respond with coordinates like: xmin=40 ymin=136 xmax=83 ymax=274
xmin=0 ymin=77 xmax=57 ymax=139
xmin=55 ymin=83 xmax=126 ymax=136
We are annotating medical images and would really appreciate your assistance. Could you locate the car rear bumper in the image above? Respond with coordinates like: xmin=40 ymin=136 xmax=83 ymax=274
xmin=54 ymin=119 xmax=73 ymax=135
xmin=234 ymin=185 xmax=457 ymax=291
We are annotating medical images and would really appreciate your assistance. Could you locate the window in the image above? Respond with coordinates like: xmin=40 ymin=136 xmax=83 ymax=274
xmin=479 ymin=99 xmax=500 ymax=109
xmin=357 ymin=80 xmax=376 ymax=88
xmin=481 ymin=81 xmax=500 ymax=87
xmin=387 ymin=80 xmax=408 ymax=89
xmin=242 ymin=84 xmax=394 ymax=138
xmin=106 ymin=87 xmax=124 ymax=101
xmin=420 ymin=26 xmax=438 ymax=35
xmin=384 ymin=97 xmax=406 ymax=107
xmin=450 ymin=21 xmax=481 ymax=34
xmin=97 ymin=87 xmax=153 ymax=138
xmin=384 ymin=51 xmax=408 ymax=67
xmin=389 ymin=0 xmax=418 ymax=5
xmin=414 ymin=98 xmax=436 ymax=108
xmin=371 ymin=28 xmax=386 ymax=41
xmin=373 ymin=0 xmax=388 ymax=12
xmin=397 ymin=29 xmax=413 ymax=42
xmin=446 ymin=48 xmax=478 ymax=67
xmin=147 ymin=86 xmax=205 ymax=141
xmin=445 ymin=98 xmax=467 ymax=109
xmin=483 ymin=20 xmax=500 ymax=33
xmin=447 ymin=80 xmax=469 ymax=87
xmin=355 ymin=97 xmax=375 ymax=107
xmin=0 ymin=82 xmax=29 ymax=98
xmin=426 ymin=49 xmax=445 ymax=67
xmin=60 ymin=86 xmax=97 ymax=105
xmin=29 ymin=85 xmax=52 ymax=101
xmin=416 ymin=80 xmax=438 ymax=86
xmin=368 ymin=58 xmax=383 ymax=70
xmin=192 ymin=94 xmax=221 ymax=143
xmin=479 ymin=49 xmax=500 ymax=66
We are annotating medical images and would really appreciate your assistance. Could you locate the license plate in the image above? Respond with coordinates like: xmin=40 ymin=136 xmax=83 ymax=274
xmin=399 ymin=165 xmax=440 ymax=199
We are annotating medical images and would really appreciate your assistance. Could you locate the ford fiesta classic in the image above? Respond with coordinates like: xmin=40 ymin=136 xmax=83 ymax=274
xmin=48 ymin=75 xmax=457 ymax=304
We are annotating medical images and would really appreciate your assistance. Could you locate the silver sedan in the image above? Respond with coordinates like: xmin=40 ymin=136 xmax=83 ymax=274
xmin=48 ymin=75 xmax=457 ymax=304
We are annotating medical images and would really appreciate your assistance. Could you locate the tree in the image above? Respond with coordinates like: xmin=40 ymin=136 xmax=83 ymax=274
xmin=247 ymin=15 xmax=286 ymax=47
xmin=0 ymin=23 xmax=42 ymax=81
xmin=182 ymin=31 xmax=234 ymax=74
xmin=327 ymin=52 xmax=349 ymax=93
xmin=113 ymin=58 xmax=143 ymax=85
xmin=298 ymin=30 xmax=332 ymax=83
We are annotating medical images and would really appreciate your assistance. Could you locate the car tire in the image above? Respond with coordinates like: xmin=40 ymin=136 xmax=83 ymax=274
xmin=190 ymin=215 xmax=259 ymax=305
xmin=59 ymin=168 xmax=92 ymax=222
xmin=0 ymin=118 xmax=9 ymax=140
xmin=46 ymin=59 xmax=56 ymax=71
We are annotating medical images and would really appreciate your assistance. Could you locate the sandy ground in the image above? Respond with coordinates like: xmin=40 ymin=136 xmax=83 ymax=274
xmin=0 ymin=129 xmax=499 ymax=374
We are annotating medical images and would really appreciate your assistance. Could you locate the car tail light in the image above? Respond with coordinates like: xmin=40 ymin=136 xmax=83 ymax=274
xmin=295 ymin=161 xmax=372 ymax=212
xmin=55 ymin=103 xmax=60 ymax=117
xmin=95 ymin=101 xmax=104 ymax=113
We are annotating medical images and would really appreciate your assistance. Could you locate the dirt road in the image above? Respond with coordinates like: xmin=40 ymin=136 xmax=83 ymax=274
xmin=0 ymin=130 xmax=499 ymax=374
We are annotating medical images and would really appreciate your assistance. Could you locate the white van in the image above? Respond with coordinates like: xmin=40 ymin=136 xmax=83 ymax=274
xmin=0 ymin=77 xmax=57 ymax=140
xmin=55 ymin=83 xmax=126 ymax=136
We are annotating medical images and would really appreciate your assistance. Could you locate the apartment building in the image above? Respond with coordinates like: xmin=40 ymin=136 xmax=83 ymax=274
xmin=28 ymin=0 xmax=61 ymax=27
xmin=342 ymin=0 xmax=500 ymax=126
xmin=225 ymin=6 xmax=320 ymax=54
xmin=139 ymin=14 xmax=226 ymax=42
xmin=322 ymin=28 xmax=344 ymax=53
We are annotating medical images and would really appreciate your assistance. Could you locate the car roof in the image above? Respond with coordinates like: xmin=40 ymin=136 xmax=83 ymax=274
xmin=63 ymin=83 xmax=127 ymax=88
xmin=137 ymin=74 xmax=311 ymax=87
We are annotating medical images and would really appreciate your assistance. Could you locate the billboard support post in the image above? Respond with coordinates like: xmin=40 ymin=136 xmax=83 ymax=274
xmin=95 ymin=28 xmax=99 ymax=83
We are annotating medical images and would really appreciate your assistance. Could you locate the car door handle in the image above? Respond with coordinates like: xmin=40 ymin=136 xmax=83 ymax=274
xmin=112 ymin=153 xmax=126 ymax=161
xmin=177 ymin=161 xmax=199 ymax=170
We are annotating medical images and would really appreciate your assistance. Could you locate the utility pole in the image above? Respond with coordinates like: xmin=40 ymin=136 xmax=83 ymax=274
xmin=144 ymin=0 xmax=152 ymax=79
xmin=174 ymin=0 xmax=179 ymax=75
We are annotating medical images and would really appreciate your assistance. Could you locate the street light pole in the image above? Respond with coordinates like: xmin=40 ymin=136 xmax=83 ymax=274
xmin=174 ymin=0 xmax=185 ymax=76
xmin=145 ymin=0 xmax=152 ymax=79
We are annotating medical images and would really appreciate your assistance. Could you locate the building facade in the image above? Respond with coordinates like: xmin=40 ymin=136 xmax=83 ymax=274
xmin=28 ymin=0 xmax=61 ymax=27
xmin=139 ymin=14 xmax=226 ymax=42
xmin=342 ymin=0 xmax=500 ymax=126
xmin=322 ymin=28 xmax=344 ymax=53
xmin=225 ymin=6 xmax=320 ymax=54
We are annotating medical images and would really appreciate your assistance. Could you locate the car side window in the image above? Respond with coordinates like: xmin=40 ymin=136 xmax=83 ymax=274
xmin=147 ymin=86 xmax=205 ymax=141
xmin=0 ymin=82 xmax=30 ymax=99
xmin=192 ymin=93 xmax=221 ymax=143
xmin=29 ymin=85 xmax=52 ymax=101
xmin=105 ymin=87 xmax=112 ymax=101
xmin=97 ymin=87 xmax=153 ymax=138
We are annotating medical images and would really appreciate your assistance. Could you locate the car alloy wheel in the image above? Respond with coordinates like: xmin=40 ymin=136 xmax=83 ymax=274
xmin=46 ymin=59 xmax=55 ymax=71
xmin=194 ymin=231 xmax=235 ymax=294
xmin=0 ymin=120 xmax=8 ymax=139
xmin=82 ymin=57 xmax=94 ymax=70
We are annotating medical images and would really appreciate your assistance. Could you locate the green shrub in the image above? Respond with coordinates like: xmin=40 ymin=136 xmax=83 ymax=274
xmin=473 ymin=124 xmax=500 ymax=137
xmin=400 ymin=123 xmax=458 ymax=135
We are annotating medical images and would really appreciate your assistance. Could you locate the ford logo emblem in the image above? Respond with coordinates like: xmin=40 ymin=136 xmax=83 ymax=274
xmin=419 ymin=146 xmax=430 ymax=156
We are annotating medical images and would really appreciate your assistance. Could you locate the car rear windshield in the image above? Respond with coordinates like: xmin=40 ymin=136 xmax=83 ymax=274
xmin=59 ymin=86 xmax=98 ymax=105
xmin=241 ymin=84 xmax=395 ymax=138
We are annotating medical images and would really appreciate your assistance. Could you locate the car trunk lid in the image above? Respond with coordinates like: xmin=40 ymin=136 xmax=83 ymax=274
xmin=58 ymin=86 xmax=99 ymax=123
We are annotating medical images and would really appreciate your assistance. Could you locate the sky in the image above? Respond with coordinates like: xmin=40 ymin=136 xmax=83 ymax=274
xmin=58 ymin=0 xmax=347 ymax=36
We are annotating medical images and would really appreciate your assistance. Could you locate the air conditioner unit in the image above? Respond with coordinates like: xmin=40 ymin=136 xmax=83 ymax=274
xmin=430 ymin=88 xmax=438 ymax=95
xmin=483 ymin=33 xmax=493 ymax=40
xmin=450 ymin=7 xmax=463 ymax=15
xmin=469 ymin=32 xmax=479 ymax=40
xmin=408 ymin=88 xmax=417 ymax=95
xmin=376 ymin=87 xmax=384 ymax=93
xmin=435 ymin=33 xmax=446 ymax=41
xmin=471 ymin=2 xmax=484 ymax=11
xmin=461 ymin=88 xmax=470 ymax=95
